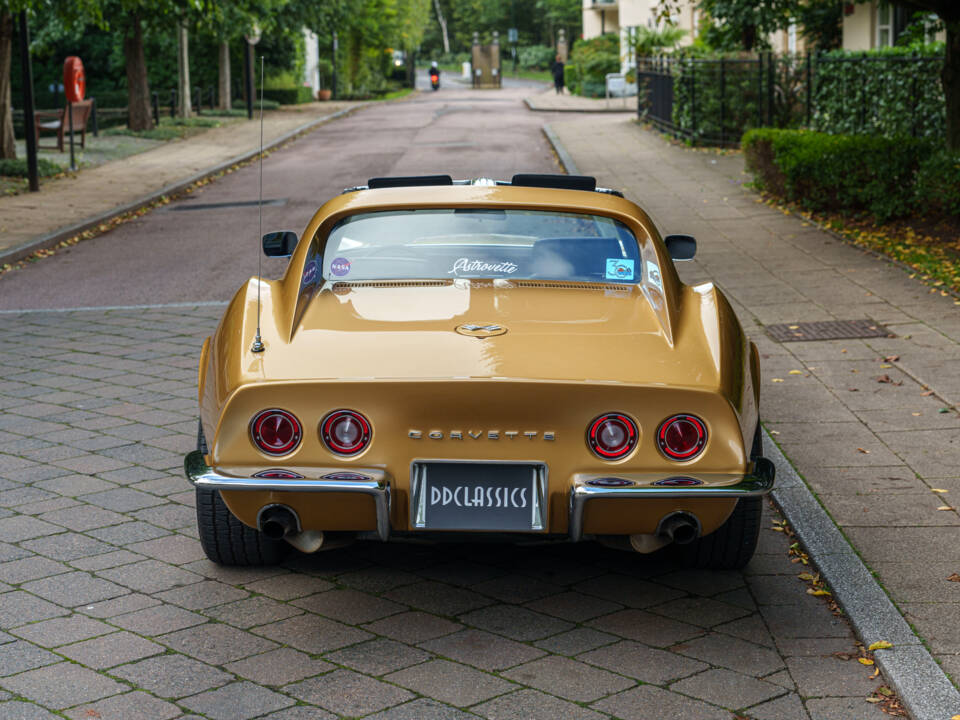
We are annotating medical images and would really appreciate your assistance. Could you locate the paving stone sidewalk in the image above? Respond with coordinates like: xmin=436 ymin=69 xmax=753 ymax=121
xmin=0 ymin=306 xmax=894 ymax=718
xmin=0 ymin=101 xmax=358 ymax=259
xmin=525 ymin=88 xmax=635 ymax=112
xmin=551 ymin=114 xmax=960 ymax=689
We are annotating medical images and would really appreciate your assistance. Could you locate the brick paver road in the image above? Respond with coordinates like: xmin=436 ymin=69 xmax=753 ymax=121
xmin=0 ymin=85 xmax=899 ymax=718
xmin=0 ymin=309 xmax=890 ymax=718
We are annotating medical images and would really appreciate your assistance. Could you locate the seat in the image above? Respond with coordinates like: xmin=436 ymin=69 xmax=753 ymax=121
xmin=35 ymin=100 xmax=93 ymax=153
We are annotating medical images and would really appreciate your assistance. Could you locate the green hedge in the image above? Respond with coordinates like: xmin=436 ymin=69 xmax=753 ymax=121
xmin=261 ymin=86 xmax=315 ymax=105
xmin=742 ymin=128 xmax=938 ymax=221
xmin=916 ymin=151 xmax=960 ymax=217
xmin=811 ymin=46 xmax=945 ymax=141
xmin=518 ymin=45 xmax=556 ymax=71
xmin=566 ymin=34 xmax=620 ymax=98
xmin=669 ymin=55 xmax=768 ymax=145
xmin=0 ymin=158 xmax=63 ymax=178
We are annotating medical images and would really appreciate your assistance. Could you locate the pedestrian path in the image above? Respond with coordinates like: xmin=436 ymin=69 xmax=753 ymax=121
xmin=0 ymin=101 xmax=360 ymax=263
xmin=550 ymin=114 xmax=960 ymax=693
xmin=525 ymin=88 xmax=635 ymax=112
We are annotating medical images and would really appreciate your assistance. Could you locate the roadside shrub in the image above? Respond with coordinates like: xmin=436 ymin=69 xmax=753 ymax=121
xmin=232 ymin=98 xmax=281 ymax=111
xmin=811 ymin=45 xmax=945 ymax=141
xmin=0 ymin=158 xmax=63 ymax=178
xmin=916 ymin=150 xmax=960 ymax=217
xmin=743 ymin=128 xmax=930 ymax=221
xmin=518 ymin=45 xmax=556 ymax=71
xmin=567 ymin=34 xmax=620 ymax=97
xmin=261 ymin=86 xmax=315 ymax=105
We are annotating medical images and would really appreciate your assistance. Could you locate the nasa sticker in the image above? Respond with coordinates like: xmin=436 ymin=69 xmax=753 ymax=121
xmin=605 ymin=258 xmax=635 ymax=281
xmin=302 ymin=259 xmax=319 ymax=286
xmin=330 ymin=257 xmax=351 ymax=277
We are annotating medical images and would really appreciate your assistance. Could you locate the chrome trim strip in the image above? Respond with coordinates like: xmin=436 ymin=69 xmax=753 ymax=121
xmin=184 ymin=451 xmax=391 ymax=541
xmin=567 ymin=457 xmax=776 ymax=542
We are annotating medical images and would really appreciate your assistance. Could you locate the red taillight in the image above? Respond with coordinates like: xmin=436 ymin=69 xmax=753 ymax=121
xmin=251 ymin=410 xmax=302 ymax=456
xmin=587 ymin=413 xmax=638 ymax=459
xmin=657 ymin=414 xmax=707 ymax=460
xmin=321 ymin=410 xmax=372 ymax=456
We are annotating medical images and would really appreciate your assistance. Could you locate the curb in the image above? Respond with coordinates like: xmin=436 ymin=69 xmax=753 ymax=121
xmin=0 ymin=105 xmax=361 ymax=268
xmin=765 ymin=434 xmax=960 ymax=720
xmin=525 ymin=97 xmax=635 ymax=113
xmin=542 ymin=125 xmax=580 ymax=175
xmin=543 ymin=121 xmax=960 ymax=720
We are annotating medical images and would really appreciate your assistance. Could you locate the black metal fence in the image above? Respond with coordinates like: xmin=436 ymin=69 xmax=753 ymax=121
xmin=637 ymin=51 xmax=946 ymax=147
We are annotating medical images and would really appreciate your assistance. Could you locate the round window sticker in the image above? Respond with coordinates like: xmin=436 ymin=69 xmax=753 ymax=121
xmin=330 ymin=257 xmax=351 ymax=277
xmin=302 ymin=259 xmax=319 ymax=286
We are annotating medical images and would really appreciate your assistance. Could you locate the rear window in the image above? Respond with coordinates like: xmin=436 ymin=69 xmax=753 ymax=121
xmin=321 ymin=209 xmax=643 ymax=284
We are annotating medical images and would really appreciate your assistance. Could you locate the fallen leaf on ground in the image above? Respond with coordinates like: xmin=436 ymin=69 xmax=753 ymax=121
xmin=857 ymin=447 xmax=870 ymax=454
xmin=865 ymin=696 xmax=882 ymax=703
xmin=876 ymin=375 xmax=902 ymax=385
xmin=797 ymin=572 xmax=816 ymax=581
xmin=884 ymin=355 xmax=900 ymax=362
xmin=932 ymin=488 xmax=948 ymax=493
xmin=947 ymin=573 xmax=960 ymax=582
xmin=808 ymin=588 xmax=831 ymax=596
xmin=772 ymin=378 xmax=784 ymax=383
xmin=858 ymin=657 xmax=875 ymax=666
xmin=937 ymin=506 xmax=954 ymax=511
xmin=911 ymin=412 xmax=921 ymax=416
xmin=868 ymin=641 xmax=893 ymax=651
xmin=879 ymin=363 xmax=893 ymax=369
xmin=789 ymin=370 xmax=803 ymax=375
xmin=921 ymin=390 xmax=935 ymax=396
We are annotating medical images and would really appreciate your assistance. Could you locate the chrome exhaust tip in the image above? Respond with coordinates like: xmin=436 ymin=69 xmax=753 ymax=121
xmin=258 ymin=505 xmax=299 ymax=540
xmin=657 ymin=511 xmax=701 ymax=546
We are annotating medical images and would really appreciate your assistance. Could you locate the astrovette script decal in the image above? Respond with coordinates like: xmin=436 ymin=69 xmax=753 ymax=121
xmin=448 ymin=258 xmax=518 ymax=276
xmin=409 ymin=430 xmax=556 ymax=440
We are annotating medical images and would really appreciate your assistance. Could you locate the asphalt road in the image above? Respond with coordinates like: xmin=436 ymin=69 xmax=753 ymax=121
xmin=0 ymin=79 xmax=556 ymax=310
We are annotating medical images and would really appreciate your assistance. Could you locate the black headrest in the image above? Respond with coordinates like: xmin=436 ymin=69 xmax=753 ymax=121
xmin=367 ymin=175 xmax=453 ymax=189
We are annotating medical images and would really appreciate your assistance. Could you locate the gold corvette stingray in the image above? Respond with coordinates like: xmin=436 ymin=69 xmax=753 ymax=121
xmin=185 ymin=174 xmax=774 ymax=568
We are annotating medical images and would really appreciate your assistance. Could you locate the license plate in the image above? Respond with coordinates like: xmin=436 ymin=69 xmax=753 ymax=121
xmin=410 ymin=462 xmax=547 ymax=531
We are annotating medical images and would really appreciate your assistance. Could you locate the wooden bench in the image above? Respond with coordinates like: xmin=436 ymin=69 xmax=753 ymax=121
xmin=35 ymin=100 xmax=93 ymax=152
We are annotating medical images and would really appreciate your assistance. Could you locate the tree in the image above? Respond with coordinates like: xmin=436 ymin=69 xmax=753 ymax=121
xmin=696 ymin=0 xmax=795 ymax=51
xmin=893 ymin=1 xmax=960 ymax=150
xmin=1 ymin=9 xmax=14 ymax=158
xmin=1 ymin=0 xmax=101 ymax=159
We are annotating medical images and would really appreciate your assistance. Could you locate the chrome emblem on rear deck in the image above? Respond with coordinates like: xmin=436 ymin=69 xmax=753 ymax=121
xmin=456 ymin=323 xmax=507 ymax=338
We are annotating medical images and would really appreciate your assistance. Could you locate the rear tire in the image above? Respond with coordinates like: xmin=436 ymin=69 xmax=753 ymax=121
xmin=195 ymin=421 xmax=288 ymax=566
xmin=672 ymin=423 xmax=765 ymax=570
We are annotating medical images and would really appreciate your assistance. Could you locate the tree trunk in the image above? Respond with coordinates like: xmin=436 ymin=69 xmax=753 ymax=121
xmin=0 ymin=11 xmax=15 ymax=160
xmin=945 ymin=20 xmax=960 ymax=152
xmin=218 ymin=40 xmax=231 ymax=110
xmin=177 ymin=22 xmax=192 ymax=118
xmin=433 ymin=0 xmax=450 ymax=54
xmin=124 ymin=13 xmax=153 ymax=131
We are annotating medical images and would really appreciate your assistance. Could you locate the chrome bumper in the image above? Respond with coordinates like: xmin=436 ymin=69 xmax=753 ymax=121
xmin=183 ymin=451 xmax=391 ymax=541
xmin=567 ymin=457 xmax=776 ymax=542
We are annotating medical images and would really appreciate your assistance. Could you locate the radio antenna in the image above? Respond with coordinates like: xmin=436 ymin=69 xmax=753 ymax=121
xmin=251 ymin=55 xmax=266 ymax=353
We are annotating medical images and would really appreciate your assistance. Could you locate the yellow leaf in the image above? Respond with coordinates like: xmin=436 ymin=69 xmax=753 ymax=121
xmin=807 ymin=589 xmax=831 ymax=596
xmin=788 ymin=325 xmax=799 ymax=329
xmin=771 ymin=526 xmax=785 ymax=532
xmin=772 ymin=378 xmax=784 ymax=383
xmin=865 ymin=697 xmax=881 ymax=703
xmin=937 ymin=506 xmax=954 ymax=511
xmin=789 ymin=370 xmax=803 ymax=375
xmin=858 ymin=657 xmax=874 ymax=666
xmin=797 ymin=572 xmax=816 ymax=581
xmin=868 ymin=641 xmax=892 ymax=651
xmin=880 ymin=364 xmax=892 ymax=369
xmin=932 ymin=489 xmax=948 ymax=493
